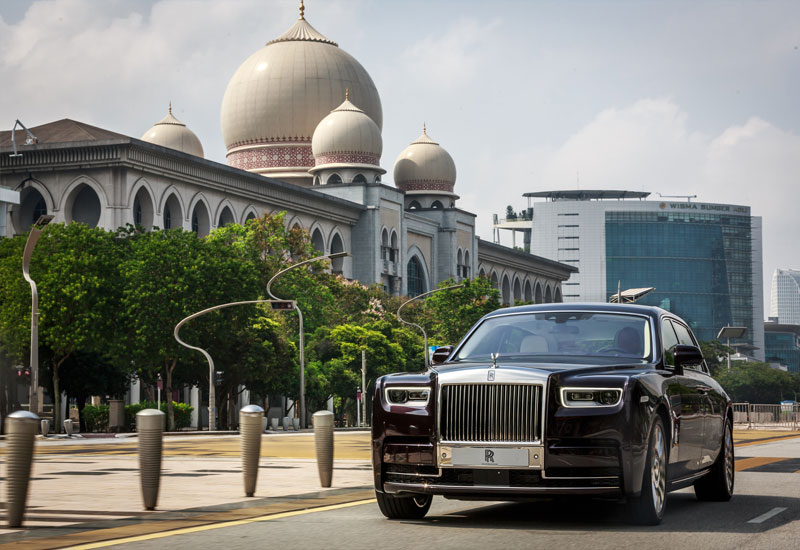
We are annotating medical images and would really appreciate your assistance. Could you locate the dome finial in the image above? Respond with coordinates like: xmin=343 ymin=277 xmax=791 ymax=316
xmin=345 ymin=87 xmax=349 ymax=101
xmin=423 ymin=122 xmax=427 ymax=135
xmin=299 ymin=0 xmax=305 ymax=20
xmin=168 ymin=101 xmax=172 ymax=115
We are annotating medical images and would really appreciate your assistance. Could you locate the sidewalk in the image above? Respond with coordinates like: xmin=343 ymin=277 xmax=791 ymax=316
xmin=0 ymin=431 xmax=374 ymax=547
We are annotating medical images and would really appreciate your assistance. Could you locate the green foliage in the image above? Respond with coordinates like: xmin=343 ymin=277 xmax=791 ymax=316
xmin=699 ymin=340 xmax=731 ymax=376
xmin=81 ymin=404 xmax=109 ymax=432
xmin=714 ymin=362 xmax=800 ymax=403
xmin=422 ymin=277 xmax=502 ymax=345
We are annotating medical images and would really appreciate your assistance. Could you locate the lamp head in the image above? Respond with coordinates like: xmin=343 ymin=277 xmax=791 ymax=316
xmin=34 ymin=215 xmax=54 ymax=228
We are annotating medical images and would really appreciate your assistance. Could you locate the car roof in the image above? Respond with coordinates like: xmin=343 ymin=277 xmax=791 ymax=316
xmin=483 ymin=302 xmax=667 ymax=319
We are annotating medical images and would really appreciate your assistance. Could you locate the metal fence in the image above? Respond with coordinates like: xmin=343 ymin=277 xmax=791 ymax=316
xmin=732 ymin=402 xmax=800 ymax=430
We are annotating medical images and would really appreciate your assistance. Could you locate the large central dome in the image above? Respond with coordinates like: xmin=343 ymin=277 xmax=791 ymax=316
xmin=221 ymin=4 xmax=382 ymax=184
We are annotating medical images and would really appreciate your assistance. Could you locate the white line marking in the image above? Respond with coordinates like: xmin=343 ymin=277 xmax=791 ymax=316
xmin=748 ymin=507 xmax=787 ymax=524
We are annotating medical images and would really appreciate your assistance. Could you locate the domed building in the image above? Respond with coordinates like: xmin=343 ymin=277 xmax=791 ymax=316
xmin=310 ymin=91 xmax=385 ymax=186
xmin=0 ymin=1 xmax=577 ymax=427
xmin=394 ymin=125 xmax=458 ymax=210
xmin=221 ymin=2 xmax=382 ymax=185
xmin=141 ymin=104 xmax=204 ymax=158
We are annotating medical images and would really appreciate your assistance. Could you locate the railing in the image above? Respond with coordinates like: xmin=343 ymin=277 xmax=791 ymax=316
xmin=732 ymin=402 xmax=800 ymax=430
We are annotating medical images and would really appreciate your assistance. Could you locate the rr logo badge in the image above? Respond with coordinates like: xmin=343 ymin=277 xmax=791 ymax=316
xmin=485 ymin=449 xmax=495 ymax=463
xmin=487 ymin=370 xmax=495 ymax=381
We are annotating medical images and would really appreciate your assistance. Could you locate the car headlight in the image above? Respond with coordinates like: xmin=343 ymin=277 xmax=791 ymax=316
xmin=385 ymin=387 xmax=431 ymax=407
xmin=560 ymin=387 xmax=622 ymax=408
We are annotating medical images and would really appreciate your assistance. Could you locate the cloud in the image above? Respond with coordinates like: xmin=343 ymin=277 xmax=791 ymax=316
xmin=472 ymin=98 xmax=800 ymax=313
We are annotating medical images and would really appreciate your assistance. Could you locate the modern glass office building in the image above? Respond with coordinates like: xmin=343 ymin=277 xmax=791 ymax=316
xmin=764 ymin=322 xmax=800 ymax=373
xmin=516 ymin=190 xmax=765 ymax=358
xmin=770 ymin=269 xmax=800 ymax=325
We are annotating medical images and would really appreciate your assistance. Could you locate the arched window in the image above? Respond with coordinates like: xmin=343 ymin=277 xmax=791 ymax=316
xmin=381 ymin=228 xmax=389 ymax=260
xmin=352 ymin=174 xmax=367 ymax=183
xmin=191 ymin=201 xmax=210 ymax=237
xmin=390 ymin=230 xmax=398 ymax=262
xmin=431 ymin=200 xmax=444 ymax=209
xmin=513 ymin=278 xmax=522 ymax=304
xmin=133 ymin=187 xmax=154 ymax=230
xmin=17 ymin=187 xmax=48 ymax=232
xmin=313 ymin=176 xmax=321 ymax=186
xmin=534 ymin=283 xmax=543 ymax=304
xmin=408 ymin=200 xmax=421 ymax=210
xmin=327 ymin=173 xmax=342 ymax=185
xmin=311 ymin=228 xmax=325 ymax=253
xmin=66 ymin=184 xmax=101 ymax=227
xmin=245 ymin=211 xmax=256 ymax=222
xmin=555 ymin=287 xmax=563 ymax=303
xmin=218 ymin=206 xmax=235 ymax=228
xmin=330 ymin=233 xmax=345 ymax=274
xmin=502 ymin=275 xmax=511 ymax=305
xmin=463 ymin=250 xmax=471 ymax=278
xmin=491 ymin=272 xmax=499 ymax=290
xmin=524 ymin=280 xmax=533 ymax=302
xmin=163 ymin=194 xmax=182 ymax=230
xmin=456 ymin=249 xmax=463 ymax=278
xmin=545 ymin=285 xmax=553 ymax=303
xmin=407 ymin=256 xmax=426 ymax=297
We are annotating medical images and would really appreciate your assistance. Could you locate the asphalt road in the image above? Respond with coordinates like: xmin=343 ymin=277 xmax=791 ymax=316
xmin=98 ymin=436 xmax=800 ymax=550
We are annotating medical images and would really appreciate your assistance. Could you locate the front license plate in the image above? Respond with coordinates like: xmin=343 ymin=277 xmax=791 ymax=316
xmin=451 ymin=447 xmax=528 ymax=467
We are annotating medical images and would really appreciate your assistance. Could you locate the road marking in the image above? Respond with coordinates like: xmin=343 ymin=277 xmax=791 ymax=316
xmin=62 ymin=498 xmax=377 ymax=549
xmin=747 ymin=507 xmax=787 ymax=524
xmin=735 ymin=457 xmax=787 ymax=471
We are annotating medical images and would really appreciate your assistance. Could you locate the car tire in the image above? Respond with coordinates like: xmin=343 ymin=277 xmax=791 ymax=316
xmin=627 ymin=416 xmax=667 ymax=525
xmin=375 ymin=491 xmax=432 ymax=520
xmin=694 ymin=417 xmax=734 ymax=502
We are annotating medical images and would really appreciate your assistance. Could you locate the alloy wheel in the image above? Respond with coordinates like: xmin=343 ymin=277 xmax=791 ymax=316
xmin=651 ymin=425 xmax=666 ymax=514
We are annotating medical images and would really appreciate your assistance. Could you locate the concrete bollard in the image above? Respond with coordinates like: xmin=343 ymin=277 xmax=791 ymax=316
xmin=5 ymin=410 xmax=39 ymax=527
xmin=239 ymin=405 xmax=264 ymax=497
xmin=312 ymin=410 xmax=334 ymax=488
xmin=40 ymin=418 xmax=49 ymax=436
xmin=270 ymin=417 xmax=279 ymax=431
xmin=136 ymin=409 xmax=165 ymax=510
xmin=282 ymin=416 xmax=290 ymax=431
xmin=63 ymin=418 xmax=73 ymax=436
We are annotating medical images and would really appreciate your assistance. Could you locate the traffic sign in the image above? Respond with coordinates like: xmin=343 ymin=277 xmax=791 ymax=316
xmin=269 ymin=300 xmax=296 ymax=311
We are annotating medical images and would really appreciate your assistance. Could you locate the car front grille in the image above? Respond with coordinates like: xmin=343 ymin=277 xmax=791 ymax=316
xmin=440 ymin=383 xmax=543 ymax=443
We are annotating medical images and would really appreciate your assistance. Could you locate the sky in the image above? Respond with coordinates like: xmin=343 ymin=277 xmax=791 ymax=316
xmin=1 ymin=0 xmax=798 ymax=314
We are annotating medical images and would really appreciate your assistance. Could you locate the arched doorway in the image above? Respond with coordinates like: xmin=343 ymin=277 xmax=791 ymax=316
xmin=555 ymin=287 xmax=563 ymax=303
xmin=513 ymin=277 xmax=522 ymax=304
xmin=133 ymin=187 xmax=154 ymax=230
xmin=502 ymin=275 xmax=511 ymax=305
xmin=524 ymin=280 xmax=533 ymax=303
xmin=534 ymin=282 xmax=543 ymax=304
xmin=311 ymin=228 xmax=325 ymax=253
xmin=65 ymin=184 xmax=101 ymax=227
xmin=545 ymin=285 xmax=553 ymax=303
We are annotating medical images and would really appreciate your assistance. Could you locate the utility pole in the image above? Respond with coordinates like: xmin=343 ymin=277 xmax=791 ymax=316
xmin=361 ymin=350 xmax=367 ymax=427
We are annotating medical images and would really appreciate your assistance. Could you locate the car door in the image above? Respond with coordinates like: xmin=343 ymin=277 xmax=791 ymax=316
xmin=662 ymin=318 xmax=705 ymax=476
xmin=673 ymin=321 xmax=723 ymax=467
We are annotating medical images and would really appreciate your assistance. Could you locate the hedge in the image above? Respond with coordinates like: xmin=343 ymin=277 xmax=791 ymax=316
xmin=81 ymin=401 xmax=194 ymax=432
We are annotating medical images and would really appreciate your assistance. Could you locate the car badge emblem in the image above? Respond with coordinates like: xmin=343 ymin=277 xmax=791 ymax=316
xmin=490 ymin=352 xmax=498 ymax=368
xmin=487 ymin=370 xmax=495 ymax=381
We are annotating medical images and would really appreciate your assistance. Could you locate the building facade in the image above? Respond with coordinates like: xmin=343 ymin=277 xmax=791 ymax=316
xmin=496 ymin=190 xmax=764 ymax=357
xmin=770 ymin=269 xmax=800 ymax=325
xmin=764 ymin=322 xmax=800 ymax=373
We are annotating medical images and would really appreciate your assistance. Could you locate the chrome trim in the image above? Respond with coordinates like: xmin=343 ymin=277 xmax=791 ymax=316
xmin=667 ymin=468 xmax=710 ymax=487
xmin=560 ymin=387 xmax=623 ymax=408
xmin=384 ymin=482 xmax=620 ymax=496
xmin=384 ymin=386 xmax=431 ymax=407
xmin=384 ymin=469 xmax=442 ymax=478
xmin=540 ymin=472 xmax=619 ymax=480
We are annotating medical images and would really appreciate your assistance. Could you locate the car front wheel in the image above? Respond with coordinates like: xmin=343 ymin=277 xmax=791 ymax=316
xmin=694 ymin=417 xmax=734 ymax=501
xmin=375 ymin=491 xmax=432 ymax=520
xmin=628 ymin=416 xmax=667 ymax=525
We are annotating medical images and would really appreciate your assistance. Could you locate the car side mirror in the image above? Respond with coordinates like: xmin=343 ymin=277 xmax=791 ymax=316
xmin=673 ymin=344 xmax=704 ymax=374
xmin=431 ymin=345 xmax=454 ymax=366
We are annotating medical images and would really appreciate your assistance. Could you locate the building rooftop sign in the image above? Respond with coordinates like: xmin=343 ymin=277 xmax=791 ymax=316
xmin=523 ymin=190 xmax=651 ymax=201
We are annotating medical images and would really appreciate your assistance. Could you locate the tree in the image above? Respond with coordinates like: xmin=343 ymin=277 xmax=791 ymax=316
xmin=423 ymin=277 xmax=502 ymax=345
xmin=699 ymin=340 xmax=731 ymax=376
xmin=119 ymin=228 xmax=259 ymax=430
xmin=714 ymin=362 xmax=800 ymax=403
xmin=0 ymin=224 xmax=122 ymax=426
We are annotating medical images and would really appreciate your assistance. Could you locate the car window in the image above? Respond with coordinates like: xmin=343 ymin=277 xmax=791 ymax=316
xmin=671 ymin=322 xmax=695 ymax=347
xmin=661 ymin=319 xmax=679 ymax=367
xmin=453 ymin=312 xmax=652 ymax=364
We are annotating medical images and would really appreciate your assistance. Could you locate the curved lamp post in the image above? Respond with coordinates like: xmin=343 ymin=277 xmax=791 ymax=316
xmin=21 ymin=214 xmax=53 ymax=414
xmin=267 ymin=251 xmax=349 ymax=429
xmin=175 ymin=299 xmax=279 ymax=432
xmin=396 ymin=284 xmax=464 ymax=369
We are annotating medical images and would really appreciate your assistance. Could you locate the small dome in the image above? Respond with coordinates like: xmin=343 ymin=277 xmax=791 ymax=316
xmin=393 ymin=126 xmax=456 ymax=194
xmin=310 ymin=94 xmax=382 ymax=172
xmin=141 ymin=105 xmax=204 ymax=158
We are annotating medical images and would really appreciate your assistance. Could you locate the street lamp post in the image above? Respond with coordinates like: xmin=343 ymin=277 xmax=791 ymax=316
xmin=396 ymin=284 xmax=464 ymax=369
xmin=266 ymin=251 xmax=349 ymax=429
xmin=717 ymin=326 xmax=747 ymax=370
xmin=21 ymin=215 xmax=53 ymax=414
xmin=174 ymin=299 xmax=292 ymax=432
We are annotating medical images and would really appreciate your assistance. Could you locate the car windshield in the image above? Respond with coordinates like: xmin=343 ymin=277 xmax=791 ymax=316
xmin=452 ymin=311 xmax=652 ymax=363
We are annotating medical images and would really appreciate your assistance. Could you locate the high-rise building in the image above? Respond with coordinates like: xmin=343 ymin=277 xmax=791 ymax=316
xmin=770 ymin=269 xmax=800 ymax=325
xmin=764 ymin=321 xmax=800 ymax=373
xmin=496 ymin=190 xmax=765 ymax=358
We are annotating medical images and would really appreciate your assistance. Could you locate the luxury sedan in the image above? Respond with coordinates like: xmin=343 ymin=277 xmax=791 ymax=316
xmin=372 ymin=303 xmax=734 ymax=525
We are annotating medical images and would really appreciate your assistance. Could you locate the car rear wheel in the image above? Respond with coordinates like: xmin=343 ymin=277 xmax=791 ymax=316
xmin=694 ymin=417 xmax=734 ymax=501
xmin=375 ymin=491 xmax=432 ymax=519
xmin=627 ymin=416 xmax=667 ymax=525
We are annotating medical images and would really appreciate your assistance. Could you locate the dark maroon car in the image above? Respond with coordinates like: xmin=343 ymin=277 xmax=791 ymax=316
xmin=372 ymin=303 xmax=734 ymax=524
